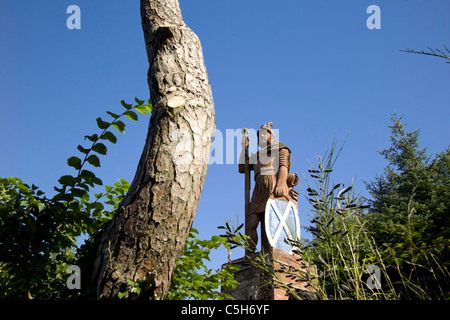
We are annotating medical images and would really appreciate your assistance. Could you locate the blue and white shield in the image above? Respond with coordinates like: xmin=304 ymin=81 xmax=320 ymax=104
xmin=265 ymin=199 xmax=300 ymax=253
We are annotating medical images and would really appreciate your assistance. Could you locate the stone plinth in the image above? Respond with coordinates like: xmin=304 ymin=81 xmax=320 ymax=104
xmin=222 ymin=247 xmax=316 ymax=300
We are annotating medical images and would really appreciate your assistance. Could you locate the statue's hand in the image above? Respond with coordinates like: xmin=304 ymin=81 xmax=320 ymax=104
xmin=274 ymin=184 xmax=287 ymax=198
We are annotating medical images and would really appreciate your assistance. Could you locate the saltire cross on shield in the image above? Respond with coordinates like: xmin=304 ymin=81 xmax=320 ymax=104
xmin=265 ymin=198 xmax=301 ymax=253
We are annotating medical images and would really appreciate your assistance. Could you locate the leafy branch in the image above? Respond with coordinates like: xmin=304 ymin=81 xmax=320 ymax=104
xmin=166 ymin=228 xmax=239 ymax=300
xmin=54 ymin=98 xmax=152 ymax=202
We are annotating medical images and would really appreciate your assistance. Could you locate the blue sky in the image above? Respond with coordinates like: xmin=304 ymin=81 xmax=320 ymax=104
xmin=1 ymin=1 xmax=449 ymax=271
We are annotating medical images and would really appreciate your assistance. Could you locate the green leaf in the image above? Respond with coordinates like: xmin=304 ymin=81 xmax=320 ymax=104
xmin=146 ymin=103 xmax=152 ymax=113
xmin=96 ymin=117 xmax=110 ymax=130
xmin=78 ymin=182 xmax=91 ymax=190
xmin=135 ymin=97 xmax=145 ymax=105
xmin=79 ymin=169 xmax=96 ymax=179
xmin=112 ymin=120 xmax=126 ymax=133
xmin=117 ymin=179 xmax=130 ymax=189
xmin=84 ymin=134 xmax=98 ymax=142
xmin=106 ymin=111 xmax=121 ymax=120
xmin=91 ymin=202 xmax=105 ymax=215
xmin=121 ymin=100 xmax=132 ymax=110
xmin=77 ymin=145 xmax=90 ymax=155
xmin=134 ymin=104 xmax=148 ymax=115
xmin=124 ymin=110 xmax=138 ymax=121
xmin=92 ymin=143 xmax=108 ymax=155
xmin=91 ymin=176 xmax=103 ymax=186
xmin=80 ymin=172 xmax=101 ymax=188
xmin=86 ymin=154 xmax=101 ymax=167
xmin=100 ymin=131 xmax=117 ymax=144
xmin=67 ymin=156 xmax=82 ymax=170
xmin=59 ymin=175 xmax=77 ymax=186
xmin=36 ymin=202 xmax=46 ymax=212
xmin=118 ymin=292 xmax=127 ymax=299
xmin=71 ymin=188 xmax=88 ymax=198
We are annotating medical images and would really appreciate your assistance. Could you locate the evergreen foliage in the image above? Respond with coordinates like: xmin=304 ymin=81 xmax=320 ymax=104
xmin=365 ymin=114 xmax=450 ymax=298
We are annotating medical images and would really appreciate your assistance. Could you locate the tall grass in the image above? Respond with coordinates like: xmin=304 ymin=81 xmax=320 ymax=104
xmin=293 ymin=138 xmax=396 ymax=299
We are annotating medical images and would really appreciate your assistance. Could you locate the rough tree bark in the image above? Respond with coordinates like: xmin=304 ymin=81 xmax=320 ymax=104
xmin=90 ymin=0 xmax=215 ymax=299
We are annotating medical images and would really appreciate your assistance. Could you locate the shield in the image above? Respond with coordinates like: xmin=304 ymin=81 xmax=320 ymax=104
xmin=265 ymin=198 xmax=300 ymax=253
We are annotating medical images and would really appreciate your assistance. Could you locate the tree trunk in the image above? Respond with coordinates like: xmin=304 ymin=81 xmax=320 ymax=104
xmin=90 ymin=0 xmax=215 ymax=299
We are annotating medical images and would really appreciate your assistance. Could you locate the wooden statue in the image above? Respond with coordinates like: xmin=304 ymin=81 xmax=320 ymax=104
xmin=239 ymin=123 xmax=299 ymax=254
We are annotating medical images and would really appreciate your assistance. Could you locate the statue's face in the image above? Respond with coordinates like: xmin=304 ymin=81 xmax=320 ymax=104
xmin=258 ymin=129 xmax=271 ymax=148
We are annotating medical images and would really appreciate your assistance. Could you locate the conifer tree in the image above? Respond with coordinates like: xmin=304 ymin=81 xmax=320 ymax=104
xmin=365 ymin=114 xmax=449 ymax=298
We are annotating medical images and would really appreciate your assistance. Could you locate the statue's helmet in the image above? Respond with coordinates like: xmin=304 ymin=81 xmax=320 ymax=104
xmin=258 ymin=122 xmax=275 ymax=143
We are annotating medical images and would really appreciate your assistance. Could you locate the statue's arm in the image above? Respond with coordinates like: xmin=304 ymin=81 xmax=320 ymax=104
xmin=274 ymin=148 xmax=290 ymax=197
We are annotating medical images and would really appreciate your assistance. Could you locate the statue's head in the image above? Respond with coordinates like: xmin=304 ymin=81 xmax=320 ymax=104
xmin=258 ymin=122 xmax=275 ymax=148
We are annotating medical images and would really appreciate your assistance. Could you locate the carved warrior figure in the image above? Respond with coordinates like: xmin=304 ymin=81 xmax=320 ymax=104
xmin=239 ymin=123 xmax=299 ymax=253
